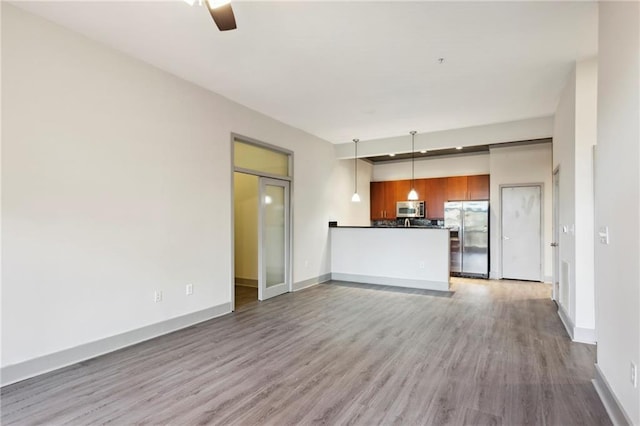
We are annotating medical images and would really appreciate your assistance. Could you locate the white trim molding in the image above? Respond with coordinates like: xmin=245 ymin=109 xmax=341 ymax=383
xmin=557 ymin=303 xmax=596 ymax=345
xmin=293 ymin=273 xmax=331 ymax=291
xmin=331 ymin=273 xmax=450 ymax=292
xmin=593 ymin=364 xmax=633 ymax=426
xmin=1 ymin=303 xmax=231 ymax=387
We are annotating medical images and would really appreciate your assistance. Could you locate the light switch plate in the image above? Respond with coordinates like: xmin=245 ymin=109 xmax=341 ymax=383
xmin=598 ymin=226 xmax=609 ymax=245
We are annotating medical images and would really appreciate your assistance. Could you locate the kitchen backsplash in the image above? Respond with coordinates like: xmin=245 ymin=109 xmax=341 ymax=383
xmin=372 ymin=218 xmax=444 ymax=228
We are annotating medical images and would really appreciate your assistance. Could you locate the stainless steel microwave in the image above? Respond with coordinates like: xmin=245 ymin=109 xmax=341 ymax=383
xmin=396 ymin=201 xmax=425 ymax=218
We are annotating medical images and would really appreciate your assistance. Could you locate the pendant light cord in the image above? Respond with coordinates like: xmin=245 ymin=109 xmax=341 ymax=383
xmin=410 ymin=131 xmax=416 ymax=189
xmin=353 ymin=139 xmax=359 ymax=193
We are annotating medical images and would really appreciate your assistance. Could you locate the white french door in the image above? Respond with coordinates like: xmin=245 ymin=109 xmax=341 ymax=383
xmin=258 ymin=177 xmax=290 ymax=300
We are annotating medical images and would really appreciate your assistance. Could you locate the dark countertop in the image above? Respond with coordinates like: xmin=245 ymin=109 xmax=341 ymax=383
xmin=331 ymin=226 xmax=447 ymax=230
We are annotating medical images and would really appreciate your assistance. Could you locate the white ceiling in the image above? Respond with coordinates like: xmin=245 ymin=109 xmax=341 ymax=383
xmin=12 ymin=1 xmax=598 ymax=144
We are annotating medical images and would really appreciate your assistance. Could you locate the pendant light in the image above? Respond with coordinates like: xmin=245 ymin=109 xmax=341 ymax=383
xmin=407 ymin=131 xmax=419 ymax=200
xmin=351 ymin=139 xmax=361 ymax=202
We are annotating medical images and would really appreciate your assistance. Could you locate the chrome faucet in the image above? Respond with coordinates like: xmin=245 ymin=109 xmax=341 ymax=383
xmin=404 ymin=218 xmax=411 ymax=227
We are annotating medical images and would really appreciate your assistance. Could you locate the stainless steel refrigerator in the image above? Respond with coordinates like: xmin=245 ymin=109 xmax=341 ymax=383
xmin=444 ymin=201 xmax=489 ymax=278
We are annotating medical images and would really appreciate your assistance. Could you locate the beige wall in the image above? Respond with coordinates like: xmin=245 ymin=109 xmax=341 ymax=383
xmin=594 ymin=2 xmax=640 ymax=423
xmin=373 ymin=153 xmax=490 ymax=182
xmin=552 ymin=58 xmax=598 ymax=342
xmin=328 ymin=159 xmax=373 ymax=227
xmin=233 ymin=173 xmax=258 ymax=284
xmin=1 ymin=4 xmax=367 ymax=381
xmin=489 ymin=143 xmax=553 ymax=281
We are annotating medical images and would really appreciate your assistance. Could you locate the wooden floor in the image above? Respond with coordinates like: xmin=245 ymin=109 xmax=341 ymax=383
xmin=1 ymin=278 xmax=610 ymax=425
xmin=235 ymin=285 xmax=258 ymax=309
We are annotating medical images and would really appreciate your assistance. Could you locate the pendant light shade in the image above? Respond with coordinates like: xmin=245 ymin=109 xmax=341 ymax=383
xmin=407 ymin=131 xmax=419 ymax=200
xmin=351 ymin=139 xmax=360 ymax=202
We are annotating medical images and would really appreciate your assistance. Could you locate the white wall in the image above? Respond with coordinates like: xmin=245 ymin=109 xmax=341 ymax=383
xmin=552 ymin=58 xmax=598 ymax=343
xmin=233 ymin=173 xmax=258 ymax=283
xmin=553 ymin=67 xmax=577 ymax=312
xmin=594 ymin=2 xmax=640 ymax=423
xmin=574 ymin=59 xmax=597 ymax=336
xmin=0 ymin=4 xmax=347 ymax=377
xmin=329 ymin=159 xmax=372 ymax=227
xmin=335 ymin=116 xmax=554 ymax=159
xmin=489 ymin=144 xmax=553 ymax=282
xmin=331 ymin=228 xmax=450 ymax=291
xmin=373 ymin=153 xmax=490 ymax=182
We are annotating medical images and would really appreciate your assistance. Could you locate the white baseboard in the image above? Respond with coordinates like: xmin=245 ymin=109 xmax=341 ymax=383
xmin=293 ymin=273 xmax=331 ymax=291
xmin=1 ymin=303 xmax=231 ymax=387
xmin=331 ymin=273 xmax=450 ymax=292
xmin=573 ymin=326 xmax=596 ymax=344
xmin=593 ymin=364 xmax=633 ymax=426
xmin=543 ymin=274 xmax=553 ymax=283
xmin=556 ymin=303 xmax=596 ymax=344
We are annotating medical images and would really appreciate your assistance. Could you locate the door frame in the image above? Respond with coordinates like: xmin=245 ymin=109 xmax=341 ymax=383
xmin=230 ymin=133 xmax=294 ymax=311
xmin=499 ymin=183 xmax=544 ymax=281
xmin=552 ymin=167 xmax=560 ymax=300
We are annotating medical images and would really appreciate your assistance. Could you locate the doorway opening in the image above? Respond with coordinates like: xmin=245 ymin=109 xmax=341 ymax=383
xmin=232 ymin=136 xmax=293 ymax=310
xmin=233 ymin=172 xmax=259 ymax=309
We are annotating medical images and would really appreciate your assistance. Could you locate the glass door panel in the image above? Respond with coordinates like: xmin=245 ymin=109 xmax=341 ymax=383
xmin=259 ymin=178 xmax=290 ymax=300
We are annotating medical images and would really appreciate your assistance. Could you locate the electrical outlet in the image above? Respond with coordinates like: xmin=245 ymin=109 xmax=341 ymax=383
xmin=304 ymin=260 xmax=309 ymax=268
xmin=631 ymin=362 xmax=637 ymax=388
xmin=186 ymin=284 xmax=193 ymax=295
xmin=419 ymin=261 xmax=425 ymax=269
xmin=154 ymin=291 xmax=163 ymax=303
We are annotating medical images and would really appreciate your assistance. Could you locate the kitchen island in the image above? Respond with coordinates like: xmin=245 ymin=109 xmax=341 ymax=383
xmin=330 ymin=227 xmax=450 ymax=291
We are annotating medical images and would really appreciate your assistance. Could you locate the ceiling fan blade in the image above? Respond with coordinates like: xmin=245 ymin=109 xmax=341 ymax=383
xmin=207 ymin=3 xmax=237 ymax=31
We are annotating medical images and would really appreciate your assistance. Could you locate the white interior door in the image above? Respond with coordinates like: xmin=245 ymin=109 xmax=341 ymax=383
xmin=501 ymin=185 xmax=542 ymax=281
xmin=258 ymin=178 xmax=290 ymax=301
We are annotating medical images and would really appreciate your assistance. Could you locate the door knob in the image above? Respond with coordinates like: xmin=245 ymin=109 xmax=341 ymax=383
xmin=503 ymin=236 xmax=510 ymax=240
xmin=551 ymin=242 xmax=558 ymax=247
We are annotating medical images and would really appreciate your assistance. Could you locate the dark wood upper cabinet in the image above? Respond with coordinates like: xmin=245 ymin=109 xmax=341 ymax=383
xmin=394 ymin=180 xmax=412 ymax=202
xmin=370 ymin=174 xmax=489 ymax=220
xmin=425 ymin=178 xmax=448 ymax=219
xmin=467 ymin=175 xmax=490 ymax=200
xmin=370 ymin=181 xmax=386 ymax=220
xmin=446 ymin=176 xmax=468 ymax=201
xmin=413 ymin=179 xmax=428 ymax=203
xmin=370 ymin=181 xmax=400 ymax=219
xmin=384 ymin=181 xmax=400 ymax=219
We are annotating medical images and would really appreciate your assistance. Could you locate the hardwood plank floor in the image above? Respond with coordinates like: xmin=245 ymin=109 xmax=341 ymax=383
xmin=1 ymin=278 xmax=611 ymax=425
xmin=235 ymin=285 xmax=258 ymax=309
